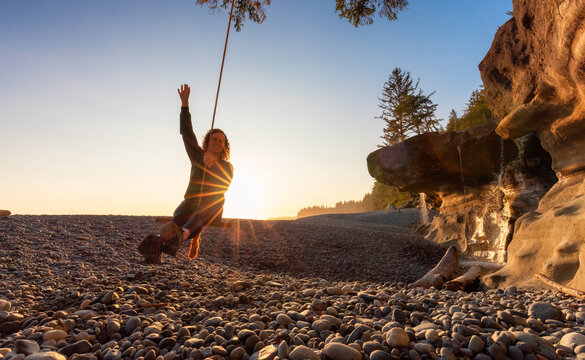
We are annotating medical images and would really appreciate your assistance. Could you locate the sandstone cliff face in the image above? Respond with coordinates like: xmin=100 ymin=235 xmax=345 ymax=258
xmin=480 ymin=0 xmax=585 ymax=290
xmin=367 ymin=126 xmax=554 ymax=263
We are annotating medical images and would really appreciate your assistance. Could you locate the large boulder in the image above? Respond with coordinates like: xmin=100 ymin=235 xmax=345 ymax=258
xmin=480 ymin=0 xmax=585 ymax=289
xmin=367 ymin=121 xmax=517 ymax=193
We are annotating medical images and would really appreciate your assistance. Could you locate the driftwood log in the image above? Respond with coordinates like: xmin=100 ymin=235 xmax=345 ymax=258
xmin=414 ymin=246 xmax=459 ymax=289
xmin=535 ymin=273 xmax=585 ymax=300
xmin=0 ymin=210 xmax=11 ymax=217
xmin=442 ymin=266 xmax=481 ymax=291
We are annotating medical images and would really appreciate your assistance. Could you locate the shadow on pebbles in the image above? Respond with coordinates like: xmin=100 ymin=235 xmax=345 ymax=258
xmin=0 ymin=212 xmax=584 ymax=360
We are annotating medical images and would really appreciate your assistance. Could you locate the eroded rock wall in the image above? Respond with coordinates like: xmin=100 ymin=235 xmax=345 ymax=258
xmin=480 ymin=0 xmax=585 ymax=289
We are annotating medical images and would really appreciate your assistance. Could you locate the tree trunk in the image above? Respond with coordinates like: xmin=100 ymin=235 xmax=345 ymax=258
xmin=442 ymin=266 xmax=481 ymax=291
xmin=414 ymin=246 xmax=459 ymax=289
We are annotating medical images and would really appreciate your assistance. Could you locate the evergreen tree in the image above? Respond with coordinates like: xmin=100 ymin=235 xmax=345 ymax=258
xmin=446 ymin=87 xmax=492 ymax=131
xmin=446 ymin=109 xmax=459 ymax=132
xmin=378 ymin=67 xmax=440 ymax=146
xmin=196 ymin=0 xmax=408 ymax=31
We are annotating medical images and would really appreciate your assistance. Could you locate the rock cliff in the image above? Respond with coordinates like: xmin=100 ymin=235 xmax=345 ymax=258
xmin=367 ymin=125 xmax=554 ymax=263
xmin=480 ymin=0 xmax=585 ymax=290
xmin=369 ymin=0 xmax=585 ymax=290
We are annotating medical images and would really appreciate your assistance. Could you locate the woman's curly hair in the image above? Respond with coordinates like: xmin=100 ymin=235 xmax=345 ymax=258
xmin=202 ymin=128 xmax=230 ymax=161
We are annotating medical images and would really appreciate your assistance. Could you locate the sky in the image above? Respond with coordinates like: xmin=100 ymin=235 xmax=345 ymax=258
xmin=0 ymin=0 xmax=511 ymax=219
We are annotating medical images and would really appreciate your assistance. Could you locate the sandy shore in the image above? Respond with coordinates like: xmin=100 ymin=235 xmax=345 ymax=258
xmin=0 ymin=211 xmax=584 ymax=360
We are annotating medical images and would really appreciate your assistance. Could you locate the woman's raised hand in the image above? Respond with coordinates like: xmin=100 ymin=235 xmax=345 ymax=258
xmin=178 ymin=84 xmax=190 ymax=106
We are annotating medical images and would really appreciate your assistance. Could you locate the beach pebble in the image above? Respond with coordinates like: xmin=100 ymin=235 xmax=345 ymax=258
xmin=288 ymin=345 xmax=319 ymax=360
xmin=386 ymin=328 xmax=410 ymax=348
xmin=323 ymin=343 xmax=361 ymax=360
xmin=528 ymin=302 xmax=562 ymax=321
xmin=0 ymin=300 xmax=11 ymax=311
xmin=560 ymin=332 xmax=585 ymax=349
xmin=24 ymin=352 xmax=66 ymax=360
xmin=58 ymin=340 xmax=93 ymax=357
xmin=42 ymin=330 xmax=67 ymax=342
xmin=14 ymin=340 xmax=39 ymax=356
xmin=370 ymin=350 xmax=394 ymax=360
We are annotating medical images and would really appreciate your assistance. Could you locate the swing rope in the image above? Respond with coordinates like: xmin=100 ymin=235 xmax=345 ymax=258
xmin=199 ymin=0 xmax=236 ymax=205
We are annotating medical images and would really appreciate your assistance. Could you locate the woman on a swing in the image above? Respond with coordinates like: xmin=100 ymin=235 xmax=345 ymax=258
xmin=139 ymin=84 xmax=233 ymax=264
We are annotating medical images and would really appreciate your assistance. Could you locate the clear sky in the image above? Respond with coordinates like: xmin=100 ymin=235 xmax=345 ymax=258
xmin=0 ymin=1 xmax=511 ymax=219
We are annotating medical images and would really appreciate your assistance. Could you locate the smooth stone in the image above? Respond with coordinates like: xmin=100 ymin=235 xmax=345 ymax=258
xmin=468 ymin=335 xmax=486 ymax=353
xmin=59 ymin=340 xmax=93 ymax=357
xmin=43 ymin=330 xmax=67 ymax=342
xmin=212 ymin=346 xmax=228 ymax=357
xmin=320 ymin=314 xmax=341 ymax=327
xmin=576 ymin=345 xmax=585 ymax=354
xmin=277 ymin=341 xmax=288 ymax=359
xmin=357 ymin=292 xmax=377 ymax=302
xmin=102 ymin=349 xmax=122 ymax=360
xmin=288 ymin=345 xmax=319 ymax=360
xmin=312 ymin=299 xmax=327 ymax=311
xmin=327 ymin=287 xmax=344 ymax=295
xmin=251 ymin=344 xmax=278 ymax=360
xmin=347 ymin=327 xmax=363 ymax=343
xmin=560 ymin=332 xmax=585 ymax=349
xmin=229 ymin=347 xmax=247 ymax=360
xmin=408 ymin=349 xmax=423 ymax=360
xmin=504 ymin=286 xmax=517 ymax=294
xmin=105 ymin=321 xmax=120 ymax=336
xmin=362 ymin=341 xmax=384 ymax=355
xmin=276 ymin=313 xmax=292 ymax=326
xmin=124 ymin=317 xmax=141 ymax=334
xmin=100 ymin=291 xmax=118 ymax=305
xmin=370 ymin=350 xmax=394 ymax=360
xmin=0 ymin=300 xmax=11 ymax=311
xmin=81 ymin=276 xmax=98 ymax=285
xmin=323 ymin=343 xmax=361 ymax=360
xmin=73 ymin=310 xmax=95 ymax=320
xmin=528 ymin=302 xmax=562 ymax=321
xmin=440 ymin=347 xmax=457 ymax=360
xmin=204 ymin=317 xmax=223 ymax=327
xmin=14 ymin=340 xmax=40 ymax=356
xmin=508 ymin=346 xmax=524 ymax=360
xmin=24 ymin=352 xmax=66 ymax=360
xmin=392 ymin=309 xmax=406 ymax=323
xmin=311 ymin=319 xmax=332 ymax=332
xmin=425 ymin=329 xmax=440 ymax=343
xmin=159 ymin=337 xmax=176 ymax=349
xmin=237 ymin=329 xmax=256 ymax=341
xmin=413 ymin=343 xmax=433 ymax=354
xmin=488 ymin=344 xmax=509 ymax=360
xmin=386 ymin=327 xmax=410 ymax=348
xmin=128 ymin=286 xmax=148 ymax=294
xmin=513 ymin=332 xmax=557 ymax=359
xmin=414 ymin=322 xmax=437 ymax=333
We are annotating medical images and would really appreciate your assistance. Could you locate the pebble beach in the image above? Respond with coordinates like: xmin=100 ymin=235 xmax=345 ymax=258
xmin=1 ymin=211 xmax=584 ymax=360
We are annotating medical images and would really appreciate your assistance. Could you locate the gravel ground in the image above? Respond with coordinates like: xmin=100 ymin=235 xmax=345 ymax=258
xmin=0 ymin=212 xmax=584 ymax=360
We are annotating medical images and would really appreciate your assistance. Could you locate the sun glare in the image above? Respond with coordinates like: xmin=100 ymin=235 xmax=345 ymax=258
xmin=222 ymin=165 xmax=268 ymax=220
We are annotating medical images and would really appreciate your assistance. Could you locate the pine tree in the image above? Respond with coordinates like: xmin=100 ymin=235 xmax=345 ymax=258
xmin=378 ymin=67 xmax=440 ymax=146
xmin=446 ymin=87 xmax=492 ymax=131
xmin=446 ymin=109 xmax=459 ymax=132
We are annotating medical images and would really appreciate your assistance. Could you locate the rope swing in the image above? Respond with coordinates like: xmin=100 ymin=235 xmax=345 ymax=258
xmin=199 ymin=0 xmax=236 ymax=204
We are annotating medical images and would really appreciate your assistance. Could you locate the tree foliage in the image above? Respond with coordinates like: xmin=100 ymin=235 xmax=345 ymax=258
xmin=296 ymin=181 xmax=414 ymax=218
xmin=297 ymin=195 xmax=376 ymax=218
xmin=195 ymin=0 xmax=408 ymax=31
xmin=378 ymin=67 xmax=441 ymax=146
xmin=370 ymin=181 xmax=414 ymax=209
xmin=445 ymin=87 xmax=493 ymax=132
xmin=335 ymin=0 xmax=409 ymax=27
